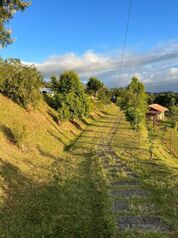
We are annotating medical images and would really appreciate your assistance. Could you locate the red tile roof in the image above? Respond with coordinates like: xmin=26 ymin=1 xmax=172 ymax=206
xmin=149 ymin=104 xmax=169 ymax=112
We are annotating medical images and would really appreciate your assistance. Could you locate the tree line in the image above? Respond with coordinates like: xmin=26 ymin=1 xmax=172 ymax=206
xmin=0 ymin=58 xmax=112 ymax=120
xmin=0 ymin=57 xmax=177 ymax=132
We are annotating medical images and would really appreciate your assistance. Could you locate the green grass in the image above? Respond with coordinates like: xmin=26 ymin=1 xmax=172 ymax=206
xmin=0 ymin=94 xmax=177 ymax=237
xmin=112 ymin=111 xmax=178 ymax=238
xmin=157 ymin=121 xmax=178 ymax=158
xmin=0 ymin=94 xmax=117 ymax=237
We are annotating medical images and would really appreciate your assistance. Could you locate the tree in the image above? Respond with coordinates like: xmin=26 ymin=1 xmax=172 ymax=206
xmin=51 ymin=71 xmax=91 ymax=121
xmin=125 ymin=107 xmax=143 ymax=131
xmin=86 ymin=77 xmax=104 ymax=97
xmin=110 ymin=88 xmax=126 ymax=107
xmin=147 ymin=93 xmax=155 ymax=105
xmin=0 ymin=58 xmax=42 ymax=108
xmin=0 ymin=0 xmax=30 ymax=47
xmin=97 ymin=87 xmax=111 ymax=104
xmin=50 ymin=75 xmax=59 ymax=91
xmin=123 ymin=77 xmax=148 ymax=130
xmin=154 ymin=92 xmax=178 ymax=108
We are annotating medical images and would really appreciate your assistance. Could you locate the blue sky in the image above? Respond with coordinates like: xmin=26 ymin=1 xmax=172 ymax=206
xmin=1 ymin=0 xmax=178 ymax=91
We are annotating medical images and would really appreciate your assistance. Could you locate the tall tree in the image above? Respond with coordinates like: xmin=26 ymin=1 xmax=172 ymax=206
xmin=86 ymin=77 xmax=104 ymax=97
xmin=124 ymin=77 xmax=147 ymax=130
xmin=0 ymin=0 xmax=30 ymax=47
xmin=51 ymin=71 xmax=91 ymax=120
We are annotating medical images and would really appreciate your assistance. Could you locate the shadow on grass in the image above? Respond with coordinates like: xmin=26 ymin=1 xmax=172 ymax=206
xmin=64 ymin=129 xmax=86 ymax=152
xmin=70 ymin=130 xmax=77 ymax=136
xmin=97 ymin=120 xmax=122 ymax=124
xmin=47 ymin=110 xmax=60 ymax=125
xmin=70 ymin=120 xmax=83 ymax=131
xmin=48 ymin=130 xmax=68 ymax=146
xmin=101 ymin=111 xmax=113 ymax=115
xmin=0 ymin=124 xmax=15 ymax=144
xmin=0 ymin=153 xmax=114 ymax=238
xmin=89 ymin=114 xmax=97 ymax=121
xmin=37 ymin=145 xmax=58 ymax=160
xmin=80 ymin=117 xmax=91 ymax=126
xmin=39 ymin=109 xmax=71 ymax=142
xmin=91 ymin=124 xmax=114 ymax=128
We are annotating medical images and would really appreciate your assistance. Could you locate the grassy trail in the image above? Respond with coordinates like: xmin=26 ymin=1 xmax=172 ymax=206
xmin=69 ymin=106 xmax=178 ymax=237
xmin=1 ymin=104 xmax=177 ymax=237
xmin=111 ymin=111 xmax=178 ymax=238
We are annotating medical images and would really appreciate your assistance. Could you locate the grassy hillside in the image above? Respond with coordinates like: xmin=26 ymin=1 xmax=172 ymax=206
xmin=0 ymin=94 xmax=116 ymax=237
xmin=0 ymin=94 xmax=85 ymax=183
xmin=0 ymin=94 xmax=177 ymax=237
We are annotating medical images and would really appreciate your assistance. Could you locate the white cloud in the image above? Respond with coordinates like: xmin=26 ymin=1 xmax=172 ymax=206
xmin=169 ymin=67 xmax=178 ymax=79
xmin=24 ymin=40 xmax=178 ymax=92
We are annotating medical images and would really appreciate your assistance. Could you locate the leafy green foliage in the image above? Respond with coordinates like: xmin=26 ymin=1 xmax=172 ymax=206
xmin=0 ymin=0 xmax=30 ymax=47
xmin=0 ymin=58 xmax=42 ymax=109
xmin=123 ymin=77 xmax=148 ymax=130
xmin=111 ymin=88 xmax=127 ymax=107
xmin=125 ymin=107 xmax=142 ymax=131
xmin=50 ymin=71 xmax=91 ymax=120
xmin=147 ymin=93 xmax=155 ymax=104
xmin=169 ymin=105 xmax=178 ymax=128
xmin=86 ymin=77 xmax=104 ymax=97
xmin=97 ymin=87 xmax=111 ymax=104
xmin=154 ymin=92 xmax=178 ymax=108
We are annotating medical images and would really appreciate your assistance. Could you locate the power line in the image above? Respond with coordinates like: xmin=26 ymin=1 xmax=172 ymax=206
xmin=118 ymin=0 xmax=133 ymax=82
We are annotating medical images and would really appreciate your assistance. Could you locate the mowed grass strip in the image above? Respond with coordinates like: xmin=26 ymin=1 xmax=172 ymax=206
xmin=112 ymin=111 xmax=178 ymax=237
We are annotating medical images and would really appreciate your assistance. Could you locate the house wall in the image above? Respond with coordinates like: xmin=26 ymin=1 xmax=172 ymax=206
xmin=157 ymin=112 xmax=165 ymax=121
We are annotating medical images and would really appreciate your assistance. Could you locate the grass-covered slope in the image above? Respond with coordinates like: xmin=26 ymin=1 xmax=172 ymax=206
xmin=0 ymin=93 xmax=89 ymax=184
xmin=0 ymin=94 xmax=117 ymax=237
xmin=0 ymin=95 xmax=177 ymax=238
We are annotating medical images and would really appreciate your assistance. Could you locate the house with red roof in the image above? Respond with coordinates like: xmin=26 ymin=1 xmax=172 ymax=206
xmin=147 ymin=104 xmax=169 ymax=121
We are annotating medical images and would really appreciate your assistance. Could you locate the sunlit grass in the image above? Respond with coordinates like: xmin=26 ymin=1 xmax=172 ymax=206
xmin=0 ymin=94 xmax=118 ymax=237
xmin=112 ymin=111 xmax=178 ymax=237
xmin=1 ymin=95 xmax=177 ymax=237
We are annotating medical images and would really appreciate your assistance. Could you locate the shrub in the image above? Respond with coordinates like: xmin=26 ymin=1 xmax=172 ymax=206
xmin=125 ymin=107 xmax=144 ymax=131
xmin=97 ymin=87 xmax=111 ymax=104
xmin=0 ymin=59 xmax=42 ymax=109
xmin=123 ymin=77 xmax=147 ymax=130
xmin=12 ymin=124 xmax=27 ymax=149
xmin=50 ymin=71 xmax=91 ymax=120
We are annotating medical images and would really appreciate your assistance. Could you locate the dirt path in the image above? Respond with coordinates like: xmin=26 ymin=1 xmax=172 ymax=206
xmin=69 ymin=110 xmax=173 ymax=237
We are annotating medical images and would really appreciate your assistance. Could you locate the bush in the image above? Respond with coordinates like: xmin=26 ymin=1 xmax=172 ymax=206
xmin=12 ymin=124 xmax=27 ymax=149
xmin=125 ymin=107 xmax=145 ymax=131
xmin=97 ymin=87 xmax=111 ymax=104
xmin=0 ymin=59 xmax=42 ymax=109
xmin=50 ymin=71 xmax=91 ymax=121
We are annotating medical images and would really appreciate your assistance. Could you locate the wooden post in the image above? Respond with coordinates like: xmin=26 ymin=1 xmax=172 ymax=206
xmin=170 ymin=130 xmax=172 ymax=155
